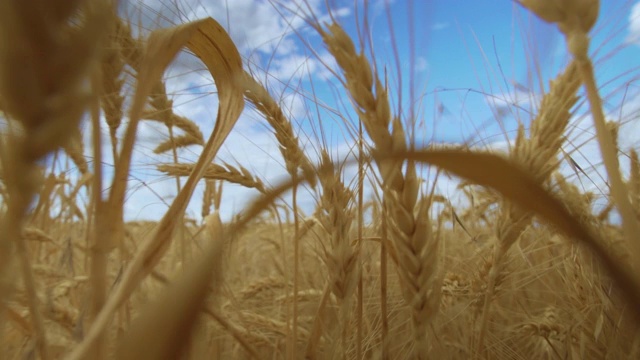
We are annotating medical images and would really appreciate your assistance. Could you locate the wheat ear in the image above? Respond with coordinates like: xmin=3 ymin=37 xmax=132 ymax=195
xmin=476 ymin=61 xmax=581 ymax=355
xmin=317 ymin=151 xmax=358 ymax=303
xmin=100 ymin=15 xmax=127 ymax=161
xmin=158 ymin=162 xmax=267 ymax=194
xmin=319 ymin=22 xmax=441 ymax=359
xmin=520 ymin=0 xmax=640 ymax=274
xmin=316 ymin=150 xmax=358 ymax=355
xmin=240 ymin=71 xmax=316 ymax=186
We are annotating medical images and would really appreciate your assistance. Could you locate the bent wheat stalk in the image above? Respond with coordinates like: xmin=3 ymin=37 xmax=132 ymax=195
xmin=66 ymin=17 xmax=245 ymax=360
xmin=519 ymin=0 xmax=640 ymax=281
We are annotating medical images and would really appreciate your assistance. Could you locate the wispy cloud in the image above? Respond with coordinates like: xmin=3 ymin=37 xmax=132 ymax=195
xmin=415 ymin=56 xmax=429 ymax=72
xmin=431 ymin=22 xmax=450 ymax=31
xmin=484 ymin=86 xmax=542 ymax=120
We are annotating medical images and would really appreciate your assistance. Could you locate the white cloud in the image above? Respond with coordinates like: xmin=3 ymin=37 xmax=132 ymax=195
xmin=371 ymin=0 xmax=397 ymax=15
xmin=175 ymin=0 xmax=334 ymax=56
xmin=415 ymin=56 xmax=429 ymax=72
xmin=268 ymin=54 xmax=319 ymax=82
xmin=626 ymin=1 xmax=640 ymax=44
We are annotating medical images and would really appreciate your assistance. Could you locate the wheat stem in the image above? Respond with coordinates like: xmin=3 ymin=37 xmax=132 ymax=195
xmin=569 ymin=33 xmax=640 ymax=268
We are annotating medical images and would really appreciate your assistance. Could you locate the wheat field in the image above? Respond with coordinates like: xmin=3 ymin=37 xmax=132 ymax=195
xmin=0 ymin=0 xmax=639 ymax=359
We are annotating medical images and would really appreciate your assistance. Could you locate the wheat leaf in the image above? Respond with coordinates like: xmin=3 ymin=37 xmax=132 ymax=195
xmin=402 ymin=149 xmax=640 ymax=319
xmin=65 ymin=17 xmax=244 ymax=360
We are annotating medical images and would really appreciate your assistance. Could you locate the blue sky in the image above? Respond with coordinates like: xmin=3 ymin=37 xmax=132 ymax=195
xmin=107 ymin=0 xmax=640 ymax=222
xmin=300 ymin=0 xmax=640 ymax=144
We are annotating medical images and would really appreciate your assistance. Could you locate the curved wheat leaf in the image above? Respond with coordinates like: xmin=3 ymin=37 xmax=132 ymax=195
xmin=402 ymin=148 xmax=640 ymax=319
xmin=66 ymin=17 xmax=244 ymax=360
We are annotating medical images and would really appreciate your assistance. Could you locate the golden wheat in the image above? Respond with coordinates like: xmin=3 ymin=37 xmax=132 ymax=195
xmin=0 ymin=1 xmax=638 ymax=359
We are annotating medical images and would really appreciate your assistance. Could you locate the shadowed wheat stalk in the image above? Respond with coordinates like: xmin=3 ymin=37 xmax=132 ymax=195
xmin=0 ymin=1 xmax=110 ymax=358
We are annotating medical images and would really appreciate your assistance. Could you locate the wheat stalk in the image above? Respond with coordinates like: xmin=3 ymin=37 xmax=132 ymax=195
xmin=475 ymin=60 xmax=581 ymax=355
xmin=629 ymin=150 xmax=640 ymax=216
xmin=318 ymin=22 xmax=441 ymax=359
xmin=68 ymin=17 xmax=248 ymax=360
xmin=317 ymin=151 xmax=358 ymax=303
xmin=313 ymin=150 xmax=358 ymax=355
xmin=0 ymin=1 xmax=110 ymax=358
xmin=201 ymin=179 xmax=216 ymax=219
xmin=62 ymin=128 xmax=89 ymax=176
xmin=1 ymin=1 xmax=638 ymax=358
